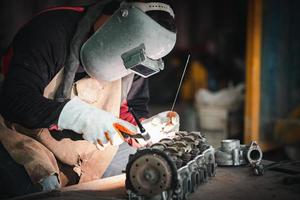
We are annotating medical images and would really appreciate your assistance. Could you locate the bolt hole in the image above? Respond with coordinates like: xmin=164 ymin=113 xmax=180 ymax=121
xmin=157 ymin=163 xmax=160 ymax=166
xmin=146 ymin=159 xmax=149 ymax=162
xmin=163 ymin=174 xmax=166 ymax=177
xmin=135 ymin=164 xmax=139 ymax=167
xmin=132 ymin=175 xmax=135 ymax=179
xmin=249 ymin=149 xmax=261 ymax=161
xmin=138 ymin=186 xmax=141 ymax=190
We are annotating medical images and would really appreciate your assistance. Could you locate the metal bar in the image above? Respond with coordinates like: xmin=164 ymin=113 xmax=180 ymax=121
xmin=244 ymin=0 xmax=262 ymax=144
xmin=171 ymin=54 xmax=190 ymax=111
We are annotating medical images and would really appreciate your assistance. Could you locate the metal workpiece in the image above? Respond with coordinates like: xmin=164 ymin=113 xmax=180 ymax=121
xmin=126 ymin=149 xmax=176 ymax=198
xmin=174 ymin=147 xmax=216 ymax=200
xmin=215 ymin=140 xmax=263 ymax=167
xmin=126 ymin=131 xmax=216 ymax=200
xmin=246 ymin=141 xmax=263 ymax=166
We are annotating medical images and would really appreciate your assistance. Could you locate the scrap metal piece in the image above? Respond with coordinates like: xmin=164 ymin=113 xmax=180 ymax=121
xmin=174 ymin=147 xmax=216 ymax=200
xmin=150 ymin=143 xmax=167 ymax=150
xmin=126 ymin=148 xmax=177 ymax=199
xmin=247 ymin=141 xmax=263 ymax=166
xmin=159 ymin=138 xmax=175 ymax=146
xmin=215 ymin=139 xmax=263 ymax=167
xmin=126 ymin=131 xmax=216 ymax=200
xmin=128 ymin=151 xmax=174 ymax=196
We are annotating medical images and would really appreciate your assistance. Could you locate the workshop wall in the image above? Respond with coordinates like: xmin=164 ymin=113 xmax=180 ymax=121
xmin=260 ymin=0 xmax=300 ymax=154
xmin=0 ymin=0 xmax=96 ymax=55
xmin=149 ymin=0 xmax=247 ymax=104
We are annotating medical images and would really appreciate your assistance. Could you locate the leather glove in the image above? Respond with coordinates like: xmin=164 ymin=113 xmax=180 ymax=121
xmin=138 ymin=111 xmax=180 ymax=144
xmin=58 ymin=97 xmax=137 ymax=148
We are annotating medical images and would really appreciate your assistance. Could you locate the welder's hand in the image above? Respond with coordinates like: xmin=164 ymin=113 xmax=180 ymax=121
xmin=138 ymin=111 xmax=180 ymax=144
xmin=58 ymin=97 xmax=137 ymax=148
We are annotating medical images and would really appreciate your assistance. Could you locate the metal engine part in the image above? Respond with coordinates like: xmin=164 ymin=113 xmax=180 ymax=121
xmin=215 ymin=140 xmax=263 ymax=166
xmin=126 ymin=131 xmax=216 ymax=200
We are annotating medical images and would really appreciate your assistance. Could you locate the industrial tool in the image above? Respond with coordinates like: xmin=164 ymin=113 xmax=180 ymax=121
xmin=112 ymin=108 xmax=151 ymax=148
xmin=129 ymin=107 xmax=151 ymax=141
xmin=125 ymin=131 xmax=216 ymax=200
xmin=215 ymin=139 xmax=263 ymax=175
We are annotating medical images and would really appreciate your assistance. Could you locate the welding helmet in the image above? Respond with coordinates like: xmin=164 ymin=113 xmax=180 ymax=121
xmin=80 ymin=1 xmax=176 ymax=81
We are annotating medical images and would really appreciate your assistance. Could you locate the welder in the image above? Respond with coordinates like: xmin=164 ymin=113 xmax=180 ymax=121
xmin=0 ymin=0 xmax=176 ymax=197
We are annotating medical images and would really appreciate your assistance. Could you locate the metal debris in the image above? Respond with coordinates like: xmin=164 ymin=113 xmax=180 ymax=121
xmin=126 ymin=131 xmax=216 ymax=200
xmin=215 ymin=139 xmax=263 ymax=175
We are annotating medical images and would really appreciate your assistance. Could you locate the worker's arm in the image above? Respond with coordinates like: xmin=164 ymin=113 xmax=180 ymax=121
xmin=0 ymin=11 xmax=80 ymax=129
xmin=0 ymin=11 xmax=137 ymax=147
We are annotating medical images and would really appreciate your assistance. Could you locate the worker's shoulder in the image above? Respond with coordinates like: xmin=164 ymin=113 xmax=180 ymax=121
xmin=32 ymin=8 xmax=84 ymax=29
xmin=13 ymin=8 xmax=84 ymax=46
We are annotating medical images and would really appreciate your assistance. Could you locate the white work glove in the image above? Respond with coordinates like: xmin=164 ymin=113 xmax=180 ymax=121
xmin=138 ymin=111 xmax=180 ymax=144
xmin=58 ymin=97 xmax=137 ymax=148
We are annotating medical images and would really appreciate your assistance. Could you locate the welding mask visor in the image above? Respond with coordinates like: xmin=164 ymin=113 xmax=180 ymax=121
xmin=80 ymin=2 xmax=176 ymax=81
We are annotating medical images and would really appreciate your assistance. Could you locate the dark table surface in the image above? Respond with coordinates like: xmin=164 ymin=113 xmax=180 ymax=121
xmin=11 ymin=161 xmax=300 ymax=200
xmin=189 ymin=163 xmax=300 ymax=200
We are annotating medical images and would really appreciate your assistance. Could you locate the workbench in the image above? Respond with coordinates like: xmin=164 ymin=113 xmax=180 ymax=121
xmin=189 ymin=165 xmax=300 ymax=200
xmin=11 ymin=162 xmax=300 ymax=200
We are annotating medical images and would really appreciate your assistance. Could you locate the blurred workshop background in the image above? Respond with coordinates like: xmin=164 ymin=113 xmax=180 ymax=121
xmin=0 ymin=0 xmax=299 ymax=161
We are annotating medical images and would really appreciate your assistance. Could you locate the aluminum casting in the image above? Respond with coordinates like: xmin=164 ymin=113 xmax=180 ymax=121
xmin=215 ymin=139 xmax=263 ymax=167
xmin=126 ymin=131 xmax=216 ymax=200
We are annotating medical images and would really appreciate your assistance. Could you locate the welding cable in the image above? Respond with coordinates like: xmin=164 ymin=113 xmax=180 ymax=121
xmin=255 ymin=160 xmax=300 ymax=176
xmin=263 ymin=160 xmax=300 ymax=170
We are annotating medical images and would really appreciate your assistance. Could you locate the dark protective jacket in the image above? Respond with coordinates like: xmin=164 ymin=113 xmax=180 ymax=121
xmin=0 ymin=7 xmax=149 ymax=129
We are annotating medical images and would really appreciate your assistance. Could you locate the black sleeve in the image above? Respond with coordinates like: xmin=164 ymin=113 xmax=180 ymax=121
xmin=127 ymin=75 xmax=150 ymax=119
xmin=0 ymin=12 xmax=76 ymax=129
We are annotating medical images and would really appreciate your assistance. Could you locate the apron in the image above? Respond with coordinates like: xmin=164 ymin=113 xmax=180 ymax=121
xmin=0 ymin=68 xmax=134 ymax=186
